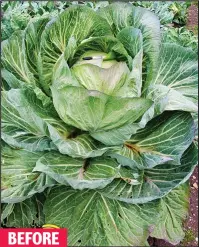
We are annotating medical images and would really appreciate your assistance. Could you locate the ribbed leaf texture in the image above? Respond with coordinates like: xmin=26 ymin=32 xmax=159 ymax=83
xmin=1 ymin=2 xmax=198 ymax=246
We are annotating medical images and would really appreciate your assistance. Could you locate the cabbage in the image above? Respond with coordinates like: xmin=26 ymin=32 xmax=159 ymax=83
xmin=1 ymin=3 xmax=198 ymax=246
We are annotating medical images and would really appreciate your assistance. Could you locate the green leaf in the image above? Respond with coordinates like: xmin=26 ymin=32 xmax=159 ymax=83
xmin=1 ymin=144 xmax=56 ymax=203
xmin=48 ymin=126 xmax=112 ymax=158
xmin=1 ymin=203 xmax=14 ymax=223
xmin=1 ymin=68 xmax=27 ymax=89
xmin=72 ymin=59 xmax=141 ymax=98
xmin=1 ymin=193 xmax=46 ymax=227
xmin=1 ymin=199 xmax=36 ymax=227
xmin=33 ymin=192 xmax=47 ymax=226
xmin=128 ymin=49 xmax=143 ymax=97
xmin=72 ymin=62 xmax=131 ymax=96
xmin=90 ymin=104 xmax=157 ymax=146
xmin=44 ymin=186 xmax=158 ymax=246
xmin=117 ymin=27 xmax=143 ymax=58
xmin=2 ymin=88 xmax=72 ymax=151
xmin=52 ymin=54 xmax=79 ymax=88
xmin=64 ymin=36 xmax=77 ymax=61
xmin=2 ymin=172 xmax=53 ymax=203
xmin=2 ymin=67 xmax=52 ymax=107
xmin=100 ymin=141 xmax=198 ymax=204
xmin=2 ymin=89 xmax=54 ymax=151
xmin=2 ymin=31 xmax=35 ymax=85
xmin=110 ymin=111 xmax=195 ymax=169
xmin=51 ymin=85 xmax=152 ymax=132
xmin=25 ymin=16 xmax=50 ymax=86
xmin=116 ymin=27 xmax=143 ymax=97
xmin=1 ymin=197 xmax=36 ymax=227
xmin=70 ymin=35 xmax=132 ymax=69
xmin=149 ymin=43 xmax=198 ymax=107
xmin=147 ymin=84 xmax=198 ymax=113
xmin=152 ymin=2 xmax=174 ymax=25
xmin=34 ymin=153 xmax=120 ymax=190
xmin=150 ymin=183 xmax=190 ymax=245
xmin=98 ymin=2 xmax=161 ymax=83
xmin=40 ymin=5 xmax=112 ymax=89
xmin=90 ymin=77 xmax=169 ymax=146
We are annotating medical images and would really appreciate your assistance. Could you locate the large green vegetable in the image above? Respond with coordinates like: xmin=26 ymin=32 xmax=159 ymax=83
xmin=1 ymin=3 xmax=198 ymax=246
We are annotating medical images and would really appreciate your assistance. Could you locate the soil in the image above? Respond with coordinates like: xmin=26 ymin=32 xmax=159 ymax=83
xmin=183 ymin=166 xmax=198 ymax=247
xmin=187 ymin=4 xmax=198 ymax=33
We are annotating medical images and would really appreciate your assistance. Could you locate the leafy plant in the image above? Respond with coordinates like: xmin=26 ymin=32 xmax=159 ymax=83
xmin=131 ymin=1 xmax=174 ymax=24
xmin=181 ymin=229 xmax=196 ymax=245
xmin=1 ymin=1 xmax=31 ymax=40
xmin=169 ymin=1 xmax=191 ymax=25
xmin=162 ymin=26 xmax=198 ymax=52
xmin=1 ymin=1 xmax=76 ymax=40
xmin=1 ymin=2 xmax=198 ymax=246
xmin=131 ymin=1 xmax=191 ymax=25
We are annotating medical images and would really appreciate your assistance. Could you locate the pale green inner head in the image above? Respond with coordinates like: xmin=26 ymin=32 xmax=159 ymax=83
xmin=75 ymin=50 xmax=118 ymax=68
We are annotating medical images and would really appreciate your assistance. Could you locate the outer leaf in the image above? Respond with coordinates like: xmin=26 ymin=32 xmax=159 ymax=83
xmin=51 ymin=85 xmax=152 ymax=132
xmin=2 ymin=88 xmax=72 ymax=151
xmin=90 ymin=103 xmax=161 ymax=146
xmin=1 ymin=144 xmax=56 ymax=203
xmin=1 ymin=68 xmax=27 ymax=89
xmin=25 ymin=17 xmax=50 ymax=85
xmin=2 ymin=172 xmax=54 ymax=203
xmin=2 ymin=67 xmax=52 ymax=107
xmin=33 ymin=192 xmax=47 ymax=226
xmin=148 ymin=43 xmax=198 ymax=110
xmin=1 ymin=203 xmax=14 ymax=223
xmin=147 ymin=84 xmax=198 ymax=113
xmin=117 ymin=27 xmax=143 ymax=59
xmin=34 ymin=153 xmax=120 ymax=190
xmin=116 ymin=27 xmax=144 ymax=97
xmin=44 ymin=186 xmax=158 ymax=246
xmin=110 ymin=111 xmax=195 ymax=169
xmin=48 ymin=126 xmax=112 ymax=158
xmin=1 ymin=193 xmax=46 ymax=227
xmin=1 ymin=31 xmax=35 ymax=85
xmin=1 ymin=197 xmax=37 ymax=227
xmin=90 ymin=63 xmax=169 ymax=146
xmin=98 ymin=2 xmax=161 ymax=82
xmin=2 ymin=89 xmax=54 ymax=151
xmin=100 ymin=141 xmax=198 ymax=204
xmin=150 ymin=183 xmax=190 ymax=245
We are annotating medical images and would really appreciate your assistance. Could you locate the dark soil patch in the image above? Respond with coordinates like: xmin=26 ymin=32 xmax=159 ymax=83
xmin=187 ymin=4 xmax=198 ymax=27
xmin=182 ymin=166 xmax=198 ymax=247
xmin=187 ymin=4 xmax=198 ymax=34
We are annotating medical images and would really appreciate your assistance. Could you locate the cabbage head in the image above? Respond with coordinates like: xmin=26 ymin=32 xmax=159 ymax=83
xmin=1 ymin=2 xmax=198 ymax=246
